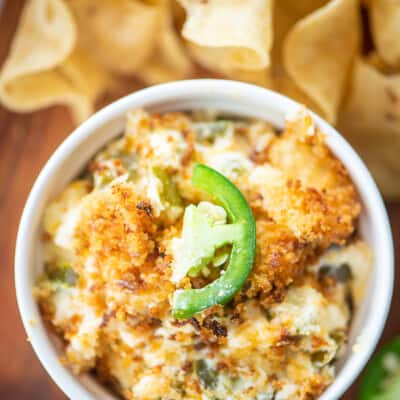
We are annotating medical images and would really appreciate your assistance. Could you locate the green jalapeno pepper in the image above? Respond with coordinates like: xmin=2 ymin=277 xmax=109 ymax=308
xmin=360 ymin=337 xmax=400 ymax=400
xmin=172 ymin=163 xmax=256 ymax=319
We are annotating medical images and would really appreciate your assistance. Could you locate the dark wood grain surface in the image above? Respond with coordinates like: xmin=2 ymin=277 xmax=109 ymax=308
xmin=0 ymin=1 xmax=398 ymax=399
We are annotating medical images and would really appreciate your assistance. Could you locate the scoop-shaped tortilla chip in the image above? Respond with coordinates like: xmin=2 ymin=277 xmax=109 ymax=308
xmin=233 ymin=0 xmax=327 ymax=115
xmin=184 ymin=42 xmax=271 ymax=86
xmin=273 ymin=0 xmax=328 ymax=58
xmin=283 ymin=0 xmax=360 ymax=123
xmin=337 ymin=57 xmax=400 ymax=198
xmin=370 ymin=0 xmax=400 ymax=67
xmin=223 ymin=68 xmax=272 ymax=87
xmin=0 ymin=47 xmax=110 ymax=123
xmin=0 ymin=0 xmax=76 ymax=81
xmin=273 ymin=72 xmax=325 ymax=118
xmin=67 ymin=0 xmax=160 ymax=75
xmin=184 ymin=0 xmax=329 ymax=108
xmin=178 ymin=0 xmax=273 ymax=71
xmin=136 ymin=0 xmax=193 ymax=85
xmin=0 ymin=0 xmax=109 ymax=123
xmin=59 ymin=49 xmax=111 ymax=119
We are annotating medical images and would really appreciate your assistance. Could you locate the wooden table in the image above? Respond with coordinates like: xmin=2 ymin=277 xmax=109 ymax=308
xmin=0 ymin=1 xmax=398 ymax=399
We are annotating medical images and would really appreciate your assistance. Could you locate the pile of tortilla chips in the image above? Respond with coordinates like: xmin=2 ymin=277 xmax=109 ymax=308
xmin=1 ymin=0 xmax=399 ymax=197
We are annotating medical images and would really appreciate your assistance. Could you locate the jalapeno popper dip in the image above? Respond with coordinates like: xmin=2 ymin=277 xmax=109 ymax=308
xmin=35 ymin=109 xmax=372 ymax=400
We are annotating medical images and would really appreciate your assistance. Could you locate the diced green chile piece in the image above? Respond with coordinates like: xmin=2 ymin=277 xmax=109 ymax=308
xmin=192 ymin=121 xmax=231 ymax=141
xmin=152 ymin=166 xmax=182 ymax=206
xmin=46 ymin=263 xmax=78 ymax=286
xmin=318 ymin=263 xmax=353 ymax=283
xmin=360 ymin=337 xmax=400 ymax=400
xmin=172 ymin=163 xmax=256 ymax=319
xmin=195 ymin=359 xmax=218 ymax=389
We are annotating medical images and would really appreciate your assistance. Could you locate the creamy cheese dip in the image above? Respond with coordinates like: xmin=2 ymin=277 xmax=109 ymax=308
xmin=35 ymin=109 xmax=371 ymax=400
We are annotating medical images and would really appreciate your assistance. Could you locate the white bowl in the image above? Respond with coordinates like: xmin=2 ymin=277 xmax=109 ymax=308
xmin=15 ymin=79 xmax=394 ymax=400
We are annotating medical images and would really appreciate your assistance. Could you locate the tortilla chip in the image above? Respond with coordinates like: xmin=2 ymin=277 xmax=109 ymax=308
xmin=283 ymin=0 xmax=360 ymax=123
xmin=337 ymin=57 xmax=400 ymax=198
xmin=184 ymin=0 xmax=330 ymax=108
xmin=370 ymin=0 xmax=400 ymax=67
xmin=0 ymin=0 xmax=76 ymax=82
xmin=136 ymin=0 xmax=193 ymax=85
xmin=223 ymin=68 xmax=272 ymax=87
xmin=183 ymin=43 xmax=270 ymax=86
xmin=59 ymin=49 xmax=112 ymax=117
xmin=67 ymin=0 xmax=161 ymax=75
xmin=0 ymin=0 xmax=109 ymax=123
xmin=0 ymin=47 xmax=110 ymax=123
xmin=178 ymin=0 xmax=273 ymax=71
xmin=272 ymin=72 xmax=325 ymax=118
xmin=171 ymin=0 xmax=186 ymax=28
xmin=229 ymin=0 xmax=325 ymax=115
xmin=273 ymin=0 xmax=328 ymax=45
